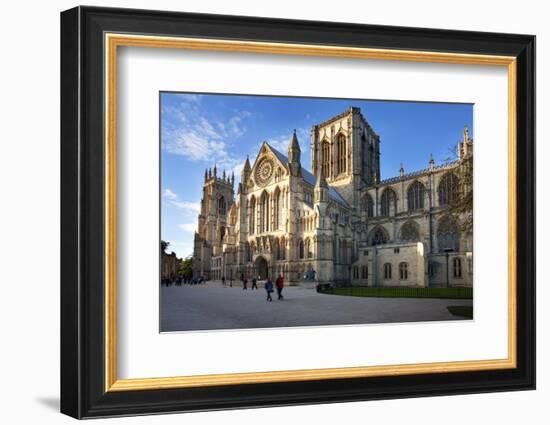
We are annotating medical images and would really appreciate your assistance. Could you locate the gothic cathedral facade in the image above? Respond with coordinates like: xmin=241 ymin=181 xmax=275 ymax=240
xmin=193 ymin=107 xmax=473 ymax=287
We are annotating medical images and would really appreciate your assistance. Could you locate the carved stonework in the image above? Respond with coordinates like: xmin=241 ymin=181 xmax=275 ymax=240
xmin=255 ymin=157 xmax=274 ymax=186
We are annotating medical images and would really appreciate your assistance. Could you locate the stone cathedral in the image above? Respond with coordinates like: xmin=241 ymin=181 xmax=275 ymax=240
xmin=193 ymin=107 xmax=473 ymax=287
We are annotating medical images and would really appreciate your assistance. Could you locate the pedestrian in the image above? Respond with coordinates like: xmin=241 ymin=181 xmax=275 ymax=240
xmin=276 ymin=274 xmax=284 ymax=300
xmin=265 ymin=278 xmax=273 ymax=302
xmin=243 ymin=276 xmax=248 ymax=290
xmin=221 ymin=275 xmax=226 ymax=286
xmin=251 ymin=277 xmax=258 ymax=290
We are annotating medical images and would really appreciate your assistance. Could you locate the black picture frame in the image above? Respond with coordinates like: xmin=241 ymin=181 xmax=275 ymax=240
xmin=61 ymin=5 xmax=535 ymax=419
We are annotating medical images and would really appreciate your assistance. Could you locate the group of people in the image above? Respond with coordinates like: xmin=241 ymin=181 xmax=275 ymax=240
xmin=264 ymin=275 xmax=285 ymax=302
xmin=224 ymin=273 xmax=285 ymax=302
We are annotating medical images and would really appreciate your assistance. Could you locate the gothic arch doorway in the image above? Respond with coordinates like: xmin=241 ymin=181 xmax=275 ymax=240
xmin=254 ymin=256 xmax=268 ymax=280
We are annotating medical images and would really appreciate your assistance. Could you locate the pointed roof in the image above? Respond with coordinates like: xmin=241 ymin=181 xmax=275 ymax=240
xmin=243 ymin=155 xmax=251 ymax=172
xmin=288 ymin=129 xmax=300 ymax=152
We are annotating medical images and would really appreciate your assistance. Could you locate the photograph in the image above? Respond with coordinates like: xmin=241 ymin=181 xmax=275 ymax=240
xmin=160 ymin=93 xmax=474 ymax=332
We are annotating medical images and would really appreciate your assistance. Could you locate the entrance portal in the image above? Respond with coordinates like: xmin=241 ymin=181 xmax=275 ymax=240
xmin=254 ymin=256 xmax=268 ymax=280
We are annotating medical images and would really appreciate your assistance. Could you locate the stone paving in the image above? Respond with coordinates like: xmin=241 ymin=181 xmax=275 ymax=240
xmin=160 ymin=281 xmax=473 ymax=332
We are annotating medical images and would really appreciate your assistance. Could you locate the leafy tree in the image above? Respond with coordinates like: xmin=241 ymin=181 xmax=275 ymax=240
xmin=179 ymin=256 xmax=193 ymax=278
xmin=444 ymin=131 xmax=473 ymax=234
xmin=161 ymin=240 xmax=169 ymax=253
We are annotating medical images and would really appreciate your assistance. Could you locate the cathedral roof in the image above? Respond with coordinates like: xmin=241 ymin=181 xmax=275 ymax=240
xmin=379 ymin=159 xmax=460 ymax=185
xmin=267 ymin=144 xmax=348 ymax=207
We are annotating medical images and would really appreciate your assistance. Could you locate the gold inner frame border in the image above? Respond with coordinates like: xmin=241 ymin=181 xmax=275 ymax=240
xmin=104 ymin=33 xmax=517 ymax=392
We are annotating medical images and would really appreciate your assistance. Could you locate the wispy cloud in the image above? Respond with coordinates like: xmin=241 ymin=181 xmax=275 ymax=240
xmin=162 ymin=96 xmax=251 ymax=173
xmin=162 ymin=188 xmax=200 ymax=213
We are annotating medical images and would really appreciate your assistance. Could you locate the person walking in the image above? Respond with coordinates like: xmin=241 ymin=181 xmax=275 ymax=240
xmin=265 ymin=278 xmax=274 ymax=302
xmin=242 ymin=276 xmax=248 ymax=290
xmin=221 ymin=275 xmax=226 ymax=287
xmin=251 ymin=277 xmax=258 ymax=290
xmin=276 ymin=274 xmax=284 ymax=300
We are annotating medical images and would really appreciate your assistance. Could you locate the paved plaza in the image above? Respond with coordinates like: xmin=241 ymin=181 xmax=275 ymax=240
xmin=160 ymin=281 xmax=473 ymax=332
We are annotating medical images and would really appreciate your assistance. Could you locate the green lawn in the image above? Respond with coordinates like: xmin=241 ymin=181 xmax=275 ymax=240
xmin=318 ymin=285 xmax=473 ymax=299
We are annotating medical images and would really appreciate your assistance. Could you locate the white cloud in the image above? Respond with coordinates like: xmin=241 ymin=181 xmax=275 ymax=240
xmin=162 ymin=188 xmax=178 ymax=200
xmin=179 ymin=223 xmax=197 ymax=233
xmin=172 ymin=201 xmax=201 ymax=213
xmin=162 ymin=97 xmax=252 ymax=172
xmin=162 ymin=188 xmax=201 ymax=213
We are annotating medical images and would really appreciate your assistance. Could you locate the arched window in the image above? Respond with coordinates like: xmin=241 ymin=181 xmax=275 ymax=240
xmin=437 ymin=215 xmax=460 ymax=252
xmin=274 ymin=188 xmax=281 ymax=230
xmin=400 ymin=220 xmax=421 ymax=242
xmin=337 ymin=134 xmax=347 ymax=175
xmin=380 ymin=188 xmax=397 ymax=216
xmin=453 ymin=257 xmax=462 ymax=278
xmin=220 ymin=226 xmax=225 ymax=242
xmin=218 ymin=196 xmax=226 ymax=215
xmin=384 ymin=263 xmax=392 ymax=279
xmin=353 ymin=266 xmax=359 ymax=279
xmin=370 ymin=226 xmax=389 ymax=246
xmin=407 ymin=181 xmax=425 ymax=211
xmin=361 ymin=265 xmax=368 ymax=279
xmin=249 ymin=196 xmax=256 ymax=235
xmin=362 ymin=194 xmax=374 ymax=218
xmin=298 ymin=240 xmax=304 ymax=259
xmin=305 ymin=238 xmax=313 ymax=258
xmin=260 ymin=191 xmax=270 ymax=233
xmin=321 ymin=140 xmax=330 ymax=178
xmin=399 ymin=262 xmax=409 ymax=280
xmin=438 ymin=173 xmax=459 ymax=206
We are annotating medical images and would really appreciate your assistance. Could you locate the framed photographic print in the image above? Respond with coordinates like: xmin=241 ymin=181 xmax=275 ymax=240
xmin=60 ymin=6 xmax=536 ymax=419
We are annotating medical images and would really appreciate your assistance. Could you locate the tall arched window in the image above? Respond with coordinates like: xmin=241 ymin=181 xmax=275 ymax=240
xmin=384 ymin=263 xmax=392 ymax=279
xmin=400 ymin=220 xmax=421 ymax=242
xmin=353 ymin=266 xmax=359 ymax=279
xmin=260 ymin=191 xmax=269 ymax=233
xmin=399 ymin=262 xmax=409 ymax=280
xmin=407 ymin=181 xmax=425 ymax=211
xmin=380 ymin=188 xmax=397 ymax=216
xmin=298 ymin=240 xmax=304 ymax=259
xmin=370 ymin=226 xmax=389 ymax=246
xmin=362 ymin=194 xmax=374 ymax=217
xmin=321 ymin=140 xmax=330 ymax=178
xmin=274 ymin=188 xmax=281 ymax=230
xmin=438 ymin=173 xmax=459 ymax=206
xmin=453 ymin=257 xmax=462 ymax=278
xmin=249 ymin=196 xmax=256 ymax=235
xmin=305 ymin=238 xmax=313 ymax=258
xmin=218 ymin=196 xmax=226 ymax=215
xmin=361 ymin=265 xmax=368 ymax=279
xmin=437 ymin=215 xmax=460 ymax=252
xmin=337 ymin=134 xmax=346 ymax=175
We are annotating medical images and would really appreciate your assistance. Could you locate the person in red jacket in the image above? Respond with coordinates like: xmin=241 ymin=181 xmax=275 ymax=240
xmin=275 ymin=274 xmax=284 ymax=300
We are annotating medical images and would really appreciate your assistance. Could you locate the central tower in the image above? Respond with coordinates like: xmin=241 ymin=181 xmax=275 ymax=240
xmin=310 ymin=107 xmax=381 ymax=205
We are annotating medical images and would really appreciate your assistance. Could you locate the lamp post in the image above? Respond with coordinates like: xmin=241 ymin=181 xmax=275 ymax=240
xmin=444 ymin=248 xmax=453 ymax=288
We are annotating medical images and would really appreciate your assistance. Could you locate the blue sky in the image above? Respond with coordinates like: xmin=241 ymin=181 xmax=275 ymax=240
xmin=161 ymin=92 xmax=473 ymax=259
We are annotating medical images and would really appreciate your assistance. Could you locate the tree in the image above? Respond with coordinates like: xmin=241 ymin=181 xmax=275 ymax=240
xmin=444 ymin=131 xmax=473 ymax=234
xmin=179 ymin=256 xmax=193 ymax=278
xmin=161 ymin=240 xmax=170 ymax=253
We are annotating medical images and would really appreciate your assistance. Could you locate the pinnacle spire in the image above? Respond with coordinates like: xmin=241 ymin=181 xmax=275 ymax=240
xmin=289 ymin=129 xmax=300 ymax=153
xmin=243 ymin=155 xmax=251 ymax=172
